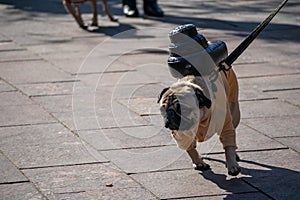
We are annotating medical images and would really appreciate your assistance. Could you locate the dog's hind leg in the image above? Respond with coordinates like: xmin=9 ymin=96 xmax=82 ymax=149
xmin=186 ymin=141 xmax=210 ymax=171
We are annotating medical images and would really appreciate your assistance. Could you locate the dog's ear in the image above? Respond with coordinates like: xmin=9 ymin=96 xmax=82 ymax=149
xmin=157 ymin=87 xmax=170 ymax=103
xmin=194 ymin=88 xmax=211 ymax=108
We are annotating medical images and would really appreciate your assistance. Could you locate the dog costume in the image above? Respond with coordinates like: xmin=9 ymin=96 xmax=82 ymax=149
xmin=159 ymin=24 xmax=240 ymax=151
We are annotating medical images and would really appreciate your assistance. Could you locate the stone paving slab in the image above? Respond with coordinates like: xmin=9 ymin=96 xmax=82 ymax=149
xmin=0 ymin=153 xmax=27 ymax=184
xmin=239 ymin=74 xmax=300 ymax=94
xmin=0 ymin=91 xmax=34 ymax=106
xmin=0 ymin=0 xmax=299 ymax=199
xmin=0 ymin=31 xmax=11 ymax=42
xmin=0 ymin=80 xmax=16 ymax=92
xmin=240 ymin=99 xmax=299 ymax=119
xmin=234 ymin=63 xmax=300 ymax=79
xmin=183 ymin=192 xmax=270 ymax=200
xmin=274 ymin=136 xmax=300 ymax=153
xmin=0 ymin=123 xmax=107 ymax=168
xmin=0 ymin=104 xmax=56 ymax=127
xmin=134 ymin=149 xmax=300 ymax=200
xmin=0 ymin=44 xmax=26 ymax=54
xmin=104 ymin=83 xmax=169 ymax=99
xmin=235 ymin=150 xmax=300 ymax=200
xmin=17 ymin=81 xmax=76 ymax=97
xmin=242 ymin=116 xmax=299 ymax=138
xmin=22 ymin=163 xmax=157 ymax=200
xmin=234 ymin=123 xmax=286 ymax=152
xmin=101 ymin=145 xmax=186 ymax=174
xmin=96 ymin=123 xmax=287 ymax=174
xmin=51 ymin=112 xmax=100 ymax=131
xmin=118 ymin=97 xmax=160 ymax=116
xmin=0 ymin=49 xmax=41 ymax=62
xmin=130 ymin=169 xmax=257 ymax=199
xmin=273 ymin=89 xmax=300 ymax=107
xmin=0 ymin=182 xmax=44 ymax=200
xmin=32 ymin=95 xmax=74 ymax=113
xmin=77 ymin=125 xmax=173 ymax=151
xmin=97 ymin=70 xmax=158 ymax=87
xmin=0 ymin=60 xmax=73 ymax=84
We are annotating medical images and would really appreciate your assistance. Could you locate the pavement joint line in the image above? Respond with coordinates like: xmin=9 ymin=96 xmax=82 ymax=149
xmin=236 ymin=147 xmax=289 ymax=153
xmin=123 ymin=49 xmax=169 ymax=55
xmin=53 ymin=190 xmax=86 ymax=195
xmin=273 ymin=135 xmax=299 ymax=139
xmin=98 ymin=144 xmax=176 ymax=152
xmin=239 ymin=97 xmax=278 ymax=102
xmin=234 ymin=61 xmax=269 ymax=65
xmin=203 ymin=147 xmax=290 ymax=156
xmin=127 ymin=167 xmax=193 ymax=175
xmin=19 ymin=161 xmax=111 ymax=170
xmin=72 ymin=124 xmax=151 ymax=132
xmin=17 ymin=79 xmax=80 ymax=85
xmin=140 ymin=113 xmax=160 ymax=116
xmin=97 ymin=146 xmax=290 ymax=154
xmin=71 ymin=69 xmax=137 ymax=76
xmin=0 ymin=58 xmax=43 ymax=63
xmin=0 ymin=48 xmax=27 ymax=52
xmin=263 ymin=87 xmax=300 ymax=92
xmin=0 ymin=89 xmax=17 ymax=93
xmin=71 ymin=35 xmax=106 ymax=39
xmin=29 ymin=93 xmax=73 ymax=98
xmin=241 ymin=115 xmax=300 ymax=120
xmin=0 ymin=40 xmax=13 ymax=43
xmin=0 ymin=122 xmax=57 ymax=128
xmin=238 ymin=72 xmax=300 ymax=79
xmin=282 ymin=99 xmax=300 ymax=109
xmin=99 ymin=81 xmax=160 ymax=87
xmin=241 ymin=178 xmax=276 ymax=200
xmin=160 ymin=191 xmax=261 ymax=200
xmin=0 ymin=180 xmax=30 ymax=185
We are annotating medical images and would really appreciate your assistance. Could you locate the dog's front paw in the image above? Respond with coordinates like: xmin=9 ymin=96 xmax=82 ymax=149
xmin=225 ymin=146 xmax=241 ymax=176
xmin=193 ymin=163 xmax=211 ymax=171
xmin=227 ymin=163 xmax=241 ymax=176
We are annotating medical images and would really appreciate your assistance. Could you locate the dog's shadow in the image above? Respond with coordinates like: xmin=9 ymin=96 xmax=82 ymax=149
xmin=82 ymin=23 xmax=158 ymax=39
xmin=200 ymin=157 xmax=300 ymax=199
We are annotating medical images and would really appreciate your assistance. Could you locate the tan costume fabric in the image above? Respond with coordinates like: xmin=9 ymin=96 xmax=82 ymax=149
xmin=172 ymin=68 xmax=240 ymax=150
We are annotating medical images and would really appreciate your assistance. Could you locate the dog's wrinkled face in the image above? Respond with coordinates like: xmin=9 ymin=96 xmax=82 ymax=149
xmin=158 ymin=82 xmax=211 ymax=131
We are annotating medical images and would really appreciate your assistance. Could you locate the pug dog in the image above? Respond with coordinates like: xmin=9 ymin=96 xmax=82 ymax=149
xmin=158 ymin=67 xmax=241 ymax=176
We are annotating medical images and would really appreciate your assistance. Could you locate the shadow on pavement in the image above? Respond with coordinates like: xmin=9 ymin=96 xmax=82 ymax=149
xmin=1 ymin=0 xmax=299 ymax=42
xmin=202 ymin=157 xmax=300 ymax=199
xmin=156 ymin=14 xmax=300 ymax=43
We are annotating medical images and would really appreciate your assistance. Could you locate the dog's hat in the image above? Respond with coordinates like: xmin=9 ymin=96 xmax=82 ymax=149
xmin=168 ymin=24 xmax=228 ymax=78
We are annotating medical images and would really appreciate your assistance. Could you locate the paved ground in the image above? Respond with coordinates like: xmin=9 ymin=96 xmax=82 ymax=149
xmin=0 ymin=0 xmax=299 ymax=199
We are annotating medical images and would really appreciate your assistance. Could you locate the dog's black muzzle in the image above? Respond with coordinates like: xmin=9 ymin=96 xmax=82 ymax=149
xmin=165 ymin=109 xmax=180 ymax=130
xmin=165 ymin=109 xmax=194 ymax=131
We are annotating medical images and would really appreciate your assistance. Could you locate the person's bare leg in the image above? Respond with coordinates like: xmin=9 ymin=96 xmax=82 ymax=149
xmin=63 ymin=0 xmax=85 ymax=27
xmin=101 ymin=0 xmax=118 ymax=21
xmin=86 ymin=0 xmax=98 ymax=26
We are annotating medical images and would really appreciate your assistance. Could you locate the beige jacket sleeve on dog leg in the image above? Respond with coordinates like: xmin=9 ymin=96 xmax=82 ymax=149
xmin=186 ymin=140 xmax=203 ymax=165
xmin=219 ymin=103 xmax=237 ymax=149
xmin=171 ymin=130 xmax=195 ymax=150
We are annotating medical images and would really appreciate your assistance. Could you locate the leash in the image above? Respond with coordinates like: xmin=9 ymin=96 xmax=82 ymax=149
xmin=218 ymin=0 xmax=289 ymax=72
